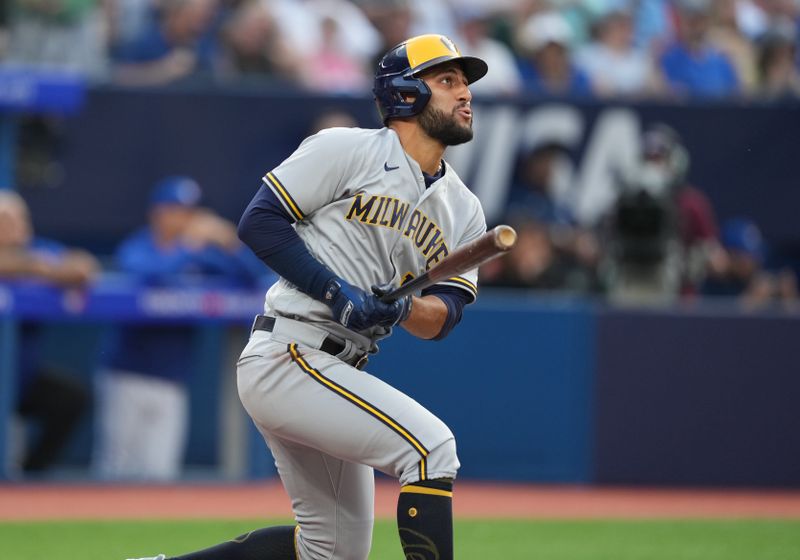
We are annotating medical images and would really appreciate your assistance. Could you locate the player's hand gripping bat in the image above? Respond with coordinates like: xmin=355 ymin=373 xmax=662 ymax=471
xmin=378 ymin=225 xmax=518 ymax=303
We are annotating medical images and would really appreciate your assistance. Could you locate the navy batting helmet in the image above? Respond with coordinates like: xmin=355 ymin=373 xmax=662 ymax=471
xmin=373 ymin=34 xmax=488 ymax=123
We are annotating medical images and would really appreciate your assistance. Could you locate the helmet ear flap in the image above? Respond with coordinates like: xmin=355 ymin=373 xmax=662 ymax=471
xmin=389 ymin=75 xmax=431 ymax=115
xmin=375 ymin=75 xmax=432 ymax=122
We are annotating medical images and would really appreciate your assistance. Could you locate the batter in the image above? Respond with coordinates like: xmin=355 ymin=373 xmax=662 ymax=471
xmin=128 ymin=33 xmax=488 ymax=560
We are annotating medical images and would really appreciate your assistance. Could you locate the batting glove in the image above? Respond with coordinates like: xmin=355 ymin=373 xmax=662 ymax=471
xmin=371 ymin=283 xmax=413 ymax=327
xmin=323 ymin=277 xmax=410 ymax=331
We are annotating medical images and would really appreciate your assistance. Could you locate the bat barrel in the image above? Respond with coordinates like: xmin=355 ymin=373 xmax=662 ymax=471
xmin=379 ymin=224 xmax=517 ymax=302
xmin=493 ymin=225 xmax=517 ymax=251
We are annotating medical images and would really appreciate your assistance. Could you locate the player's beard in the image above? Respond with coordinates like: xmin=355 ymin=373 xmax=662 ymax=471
xmin=418 ymin=103 xmax=473 ymax=146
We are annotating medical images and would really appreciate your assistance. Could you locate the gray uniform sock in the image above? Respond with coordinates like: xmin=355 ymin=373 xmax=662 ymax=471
xmin=397 ymin=479 xmax=454 ymax=560
xmin=168 ymin=526 xmax=295 ymax=560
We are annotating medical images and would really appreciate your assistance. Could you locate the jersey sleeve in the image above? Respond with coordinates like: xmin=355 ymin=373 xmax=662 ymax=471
xmin=435 ymin=207 xmax=487 ymax=303
xmin=263 ymin=128 xmax=361 ymax=222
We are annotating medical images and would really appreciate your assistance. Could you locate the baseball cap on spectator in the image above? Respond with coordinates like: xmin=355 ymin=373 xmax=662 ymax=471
xmin=518 ymin=11 xmax=573 ymax=53
xmin=722 ymin=218 xmax=764 ymax=263
xmin=149 ymin=176 xmax=202 ymax=208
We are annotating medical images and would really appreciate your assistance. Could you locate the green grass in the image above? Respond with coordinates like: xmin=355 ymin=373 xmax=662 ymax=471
xmin=1 ymin=519 xmax=799 ymax=559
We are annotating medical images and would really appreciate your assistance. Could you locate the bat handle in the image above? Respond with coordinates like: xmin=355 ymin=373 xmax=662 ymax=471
xmin=378 ymin=278 xmax=423 ymax=303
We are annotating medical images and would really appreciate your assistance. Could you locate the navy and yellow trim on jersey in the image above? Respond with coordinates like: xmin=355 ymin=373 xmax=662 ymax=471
xmin=288 ymin=343 xmax=430 ymax=464
xmin=400 ymin=484 xmax=453 ymax=498
xmin=401 ymin=477 xmax=454 ymax=497
xmin=440 ymin=276 xmax=477 ymax=301
xmin=264 ymin=172 xmax=304 ymax=221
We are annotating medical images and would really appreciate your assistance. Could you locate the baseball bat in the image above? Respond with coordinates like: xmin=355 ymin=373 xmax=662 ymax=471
xmin=379 ymin=225 xmax=517 ymax=302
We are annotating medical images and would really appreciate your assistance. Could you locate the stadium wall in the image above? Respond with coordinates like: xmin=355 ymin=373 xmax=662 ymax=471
xmin=8 ymin=87 xmax=800 ymax=486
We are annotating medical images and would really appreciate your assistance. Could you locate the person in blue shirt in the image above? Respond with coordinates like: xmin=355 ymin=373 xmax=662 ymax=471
xmin=516 ymin=11 xmax=593 ymax=97
xmin=93 ymin=176 xmax=266 ymax=480
xmin=0 ymin=190 xmax=98 ymax=474
xmin=659 ymin=0 xmax=740 ymax=98
xmin=111 ymin=0 xmax=222 ymax=86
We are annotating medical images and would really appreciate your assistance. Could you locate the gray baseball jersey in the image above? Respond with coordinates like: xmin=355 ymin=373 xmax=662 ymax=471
xmin=262 ymin=126 xmax=486 ymax=354
xmin=237 ymin=125 xmax=486 ymax=559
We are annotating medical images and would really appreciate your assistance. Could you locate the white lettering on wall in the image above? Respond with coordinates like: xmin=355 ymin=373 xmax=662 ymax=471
xmin=455 ymin=104 xmax=643 ymax=227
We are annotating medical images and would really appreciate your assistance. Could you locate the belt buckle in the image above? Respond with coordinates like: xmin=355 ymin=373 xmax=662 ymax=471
xmin=354 ymin=354 xmax=369 ymax=370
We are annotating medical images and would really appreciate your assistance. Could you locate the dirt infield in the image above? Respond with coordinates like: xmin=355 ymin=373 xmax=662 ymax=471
xmin=2 ymin=481 xmax=800 ymax=521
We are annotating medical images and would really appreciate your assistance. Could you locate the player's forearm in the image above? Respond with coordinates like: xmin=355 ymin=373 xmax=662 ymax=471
xmin=401 ymin=295 xmax=449 ymax=339
xmin=0 ymin=252 xmax=39 ymax=277
xmin=0 ymin=251 xmax=96 ymax=286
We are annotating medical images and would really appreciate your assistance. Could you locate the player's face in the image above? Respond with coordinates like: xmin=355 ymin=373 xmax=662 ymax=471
xmin=151 ymin=204 xmax=196 ymax=240
xmin=418 ymin=64 xmax=474 ymax=146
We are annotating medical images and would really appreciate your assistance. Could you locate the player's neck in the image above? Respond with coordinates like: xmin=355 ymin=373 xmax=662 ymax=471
xmin=389 ymin=121 xmax=445 ymax=176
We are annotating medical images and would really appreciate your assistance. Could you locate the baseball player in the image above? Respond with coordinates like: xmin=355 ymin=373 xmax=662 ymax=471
xmin=128 ymin=33 xmax=488 ymax=560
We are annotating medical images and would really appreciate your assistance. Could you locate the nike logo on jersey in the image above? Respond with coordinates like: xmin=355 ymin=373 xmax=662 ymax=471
xmin=384 ymin=162 xmax=400 ymax=172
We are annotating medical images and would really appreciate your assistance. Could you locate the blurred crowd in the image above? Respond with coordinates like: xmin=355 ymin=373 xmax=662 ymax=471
xmin=0 ymin=0 xmax=799 ymax=100
xmin=1 ymin=176 xmax=269 ymax=480
xmin=480 ymin=121 xmax=800 ymax=311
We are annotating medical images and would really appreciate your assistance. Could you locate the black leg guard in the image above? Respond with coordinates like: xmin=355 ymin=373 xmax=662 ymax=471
xmin=397 ymin=478 xmax=454 ymax=560
xmin=168 ymin=526 xmax=296 ymax=560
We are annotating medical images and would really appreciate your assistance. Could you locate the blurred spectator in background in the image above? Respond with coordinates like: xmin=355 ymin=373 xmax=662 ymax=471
xmin=631 ymin=0 xmax=676 ymax=51
xmin=708 ymin=0 xmax=759 ymax=94
xmin=734 ymin=0 xmax=771 ymax=40
xmin=361 ymin=0 xmax=414 ymax=69
xmin=481 ymin=217 xmax=598 ymax=293
xmin=516 ymin=10 xmax=593 ymax=97
xmin=0 ymin=190 xmax=97 ymax=475
xmin=495 ymin=137 xmax=599 ymax=292
xmin=106 ymin=0 xmax=157 ymax=49
xmin=406 ymin=0 xmax=458 ymax=38
xmin=300 ymin=14 xmax=371 ymax=93
xmin=0 ymin=191 xmax=99 ymax=286
xmin=603 ymin=123 xmax=723 ymax=304
xmin=4 ymin=0 xmax=110 ymax=81
xmin=93 ymin=176 xmax=266 ymax=480
xmin=641 ymin=124 xmax=724 ymax=296
xmin=111 ymin=0 xmax=220 ymax=86
xmin=702 ymin=217 xmax=798 ymax=309
xmin=753 ymin=0 xmax=800 ymax=40
xmin=2 ymin=0 xmax=796 ymax=101
xmin=755 ymin=21 xmax=800 ymax=98
xmin=216 ymin=0 xmax=302 ymax=84
xmin=702 ymin=217 xmax=765 ymax=298
xmin=272 ymin=0 xmax=381 ymax=72
xmin=575 ymin=8 xmax=663 ymax=98
xmin=659 ymin=0 xmax=741 ymax=98
xmin=455 ymin=7 xmax=523 ymax=97
xmin=266 ymin=0 xmax=380 ymax=92
xmin=507 ymin=139 xmax=576 ymax=226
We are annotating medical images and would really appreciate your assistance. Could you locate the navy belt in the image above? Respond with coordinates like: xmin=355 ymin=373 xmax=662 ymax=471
xmin=252 ymin=315 xmax=368 ymax=369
